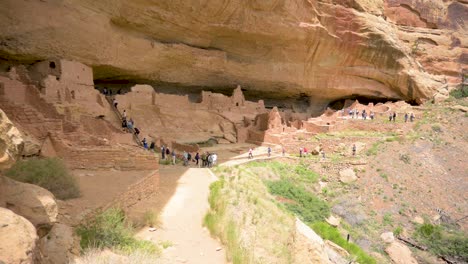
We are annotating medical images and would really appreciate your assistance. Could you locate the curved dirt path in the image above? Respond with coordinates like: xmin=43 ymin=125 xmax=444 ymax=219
xmin=137 ymin=168 xmax=226 ymax=264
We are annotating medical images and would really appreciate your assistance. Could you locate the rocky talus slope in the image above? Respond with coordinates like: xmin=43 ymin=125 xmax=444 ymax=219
xmin=0 ymin=0 xmax=466 ymax=106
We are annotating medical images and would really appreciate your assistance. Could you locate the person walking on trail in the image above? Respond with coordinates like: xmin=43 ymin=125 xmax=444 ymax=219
xmin=122 ymin=109 xmax=127 ymax=119
xmin=121 ymin=118 xmax=127 ymax=131
xmin=299 ymin=147 xmax=303 ymax=157
xmin=161 ymin=146 xmax=166 ymax=160
xmin=195 ymin=152 xmax=200 ymax=167
xmin=142 ymin=138 xmax=148 ymax=149
xmin=201 ymin=152 xmax=207 ymax=167
xmin=113 ymin=98 xmax=118 ymax=108
xmin=321 ymin=150 xmax=326 ymax=160
xmin=212 ymin=153 xmax=217 ymax=166
xmin=171 ymin=150 xmax=176 ymax=165
xmin=392 ymin=112 xmax=397 ymax=122
xmin=304 ymin=147 xmax=308 ymax=156
xmin=388 ymin=113 xmax=392 ymax=121
xmin=187 ymin=152 xmax=192 ymax=165
xmin=127 ymin=119 xmax=133 ymax=130
xmin=370 ymin=111 xmax=375 ymax=120
xmin=183 ymin=151 xmax=188 ymax=166
xmin=166 ymin=147 xmax=170 ymax=159
xmin=410 ymin=113 xmax=415 ymax=122
xmin=352 ymin=144 xmax=356 ymax=156
xmin=149 ymin=141 xmax=155 ymax=151
xmin=404 ymin=113 xmax=408 ymax=122
xmin=268 ymin=147 xmax=271 ymax=157
xmin=248 ymin=148 xmax=253 ymax=159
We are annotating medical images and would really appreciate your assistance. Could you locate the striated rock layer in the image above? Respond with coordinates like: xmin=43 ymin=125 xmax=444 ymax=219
xmin=0 ymin=0 xmax=466 ymax=106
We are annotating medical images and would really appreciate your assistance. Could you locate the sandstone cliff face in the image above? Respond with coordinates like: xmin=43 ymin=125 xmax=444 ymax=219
xmin=0 ymin=0 xmax=465 ymax=105
xmin=0 ymin=109 xmax=24 ymax=167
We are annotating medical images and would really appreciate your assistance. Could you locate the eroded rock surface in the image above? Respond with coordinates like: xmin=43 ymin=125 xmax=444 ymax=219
xmin=1 ymin=0 xmax=464 ymax=105
xmin=39 ymin=223 xmax=79 ymax=264
xmin=0 ymin=176 xmax=58 ymax=236
xmin=0 ymin=109 xmax=24 ymax=167
xmin=0 ymin=207 xmax=38 ymax=264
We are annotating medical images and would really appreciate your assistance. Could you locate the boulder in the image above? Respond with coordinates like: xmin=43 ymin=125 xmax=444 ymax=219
xmin=0 ymin=176 xmax=58 ymax=235
xmin=412 ymin=216 xmax=424 ymax=225
xmin=433 ymin=93 xmax=449 ymax=103
xmin=312 ymin=146 xmax=321 ymax=155
xmin=385 ymin=242 xmax=418 ymax=264
xmin=293 ymin=218 xmax=331 ymax=264
xmin=339 ymin=168 xmax=357 ymax=183
xmin=324 ymin=240 xmax=350 ymax=258
xmin=451 ymin=105 xmax=468 ymax=112
xmin=380 ymin=232 xmax=395 ymax=243
xmin=223 ymin=133 xmax=237 ymax=143
xmin=0 ymin=109 xmax=24 ymax=167
xmin=0 ymin=207 xmax=38 ymax=264
xmin=39 ymin=224 xmax=79 ymax=264
xmin=325 ymin=215 xmax=340 ymax=227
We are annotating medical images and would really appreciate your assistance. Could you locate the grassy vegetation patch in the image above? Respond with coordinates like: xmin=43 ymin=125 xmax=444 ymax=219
xmin=5 ymin=157 xmax=80 ymax=199
xmin=204 ymin=167 xmax=294 ymax=263
xmin=414 ymin=223 xmax=468 ymax=261
xmin=366 ymin=141 xmax=382 ymax=156
xmin=312 ymin=222 xmax=377 ymax=264
xmin=449 ymin=85 xmax=468 ymax=99
xmin=267 ymin=179 xmax=329 ymax=223
xmin=77 ymin=208 xmax=159 ymax=255
xmin=246 ymin=160 xmax=319 ymax=184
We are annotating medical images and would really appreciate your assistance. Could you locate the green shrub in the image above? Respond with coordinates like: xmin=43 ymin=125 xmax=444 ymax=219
xmin=414 ymin=224 xmax=468 ymax=261
xmin=267 ymin=179 xmax=329 ymax=223
xmin=449 ymin=85 xmax=468 ymax=99
xmin=366 ymin=142 xmax=381 ymax=156
xmin=394 ymin=226 xmax=403 ymax=236
xmin=5 ymin=157 xmax=79 ymax=199
xmin=143 ymin=210 xmax=159 ymax=228
xmin=77 ymin=208 xmax=158 ymax=254
xmin=312 ymin=222 xmax=376 ymax=264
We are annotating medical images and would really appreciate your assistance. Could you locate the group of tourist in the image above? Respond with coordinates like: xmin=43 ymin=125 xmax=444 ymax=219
xmin=119 ymin=109 xmax=142 ymax=139
xmin=298 ymin=147 xmax=326 ymax=159
xmin=387 ymin=112 xmax=414 ymax=122
xmin=247 ymin=146 xmax=286 ymax=160
xmin=348 ymin=109 xmax=375 ymax=120
xmin=159 ymin=145 xmax=218 ymax=167
xmin=348 ymin=108 xmax=416 ymax=123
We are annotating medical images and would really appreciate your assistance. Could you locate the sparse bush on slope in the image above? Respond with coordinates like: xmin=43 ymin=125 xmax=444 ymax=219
xmin=77 ymin=208 xmax=159 ymax=255
xmin=5 ymin=157 xmax=80 ymax=199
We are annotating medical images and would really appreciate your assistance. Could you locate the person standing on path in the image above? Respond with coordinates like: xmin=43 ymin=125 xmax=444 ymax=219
xmin=122 ymin=109 xmax=127 ymax=119
xmin=195 ymin=152 xmax=200 ymax=167
xmin=161 ymin=146 xmax=166 ymax=160
xmin=404 ymin=113 xmax=408 ymax=122
xmin=352 ymin=144 xmax=356 ymax=156
xmin=166 ymin=147 xmax=170 ymax=159
xmin=410 ymin=113 xmax=415 ymax=122
xmin=201 ymin=152 xmax=207 ymax=167
xmin=248 ymin=148 xmax=253 ymax=159
xmin=172 ymin=150 xmax=176 ymax=165
xmin=267 ymin=147 xmax=271 ymax=157
xmin=299 ymin=147 xmax=303 ymax=157
xmin=392 ymin=112 xmax=397 ymax=122
xmin=142 ymin=138 xmax=148 ymax=149
xmin=183 ymin=151 xmax=188 ymax=166
xmin=113 ymin=98 xmax=118 ymax=109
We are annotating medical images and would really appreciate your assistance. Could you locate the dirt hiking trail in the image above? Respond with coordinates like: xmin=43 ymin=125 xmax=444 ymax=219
xmin=136 ymin=167 xmax=226 ymax=264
